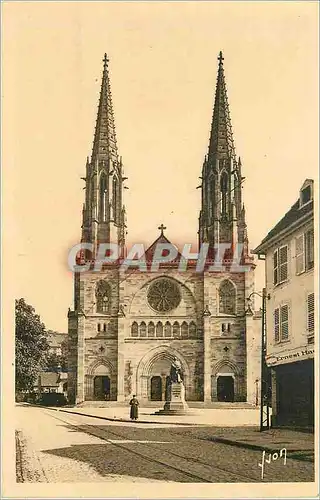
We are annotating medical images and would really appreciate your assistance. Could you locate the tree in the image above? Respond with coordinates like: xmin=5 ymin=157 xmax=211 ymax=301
xmin=15 ymin=298 xmax=50 ymax=394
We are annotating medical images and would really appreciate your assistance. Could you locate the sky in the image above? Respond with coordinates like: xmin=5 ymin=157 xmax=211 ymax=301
xmin=3 ymin=1 xmax=318 ymax=332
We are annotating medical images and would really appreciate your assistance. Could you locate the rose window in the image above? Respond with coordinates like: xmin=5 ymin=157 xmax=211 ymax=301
xmin=147 ymin=279 xmax=181 ymax=312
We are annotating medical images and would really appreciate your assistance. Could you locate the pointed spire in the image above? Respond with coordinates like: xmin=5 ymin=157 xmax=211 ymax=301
xmin=91 ymin=53 xmax=118 ymax=163
xmin=208 ymin=51 xmax=236 ymax=161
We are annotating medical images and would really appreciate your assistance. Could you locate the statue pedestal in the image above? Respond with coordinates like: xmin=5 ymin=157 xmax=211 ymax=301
xmin=155 ymin=382 xmax=189 ymax=415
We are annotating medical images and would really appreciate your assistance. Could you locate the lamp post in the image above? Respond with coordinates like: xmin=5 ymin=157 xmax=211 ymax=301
xmin=246 ymin=288 xmax=270 ymax=432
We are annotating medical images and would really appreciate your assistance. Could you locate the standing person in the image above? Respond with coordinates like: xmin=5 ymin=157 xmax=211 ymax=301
xmin=129 ymin=395 xmax=139 ymax=421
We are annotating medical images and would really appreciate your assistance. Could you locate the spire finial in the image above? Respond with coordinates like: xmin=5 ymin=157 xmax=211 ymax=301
xmin=103 ymin=53 xmax=109 ymax=69
xmin=158 ymin=223 xmax=166 ymax=236
xmin=218 ymin=51 xmax=224 ymax=64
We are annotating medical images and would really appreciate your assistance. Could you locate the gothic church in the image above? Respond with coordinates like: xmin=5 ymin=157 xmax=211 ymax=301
xmin=67 ymin=52 xmax=259 ymax=405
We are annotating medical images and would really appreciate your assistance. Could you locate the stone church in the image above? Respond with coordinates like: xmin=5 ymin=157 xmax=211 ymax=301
xmin=67 ymin=52 xmax=261 ymax=405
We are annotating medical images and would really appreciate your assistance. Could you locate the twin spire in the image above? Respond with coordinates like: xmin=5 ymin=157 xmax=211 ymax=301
xmin=92 ymin=50 xmax=236 ymax=165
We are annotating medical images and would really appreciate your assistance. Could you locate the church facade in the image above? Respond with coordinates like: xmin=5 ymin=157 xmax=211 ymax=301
xmin=67 ymin=52 xmax=259 ymax=405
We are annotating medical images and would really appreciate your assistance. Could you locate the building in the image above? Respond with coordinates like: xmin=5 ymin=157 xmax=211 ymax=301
xmin=35 ymin=371 xmax=68 ymax=396
xmin=67 ymin=52 xmax=260 ymax=405
xmin=47 ymin=330 xmax=68 ymax=356
xmin=254 ymin=179 xmax=315 ymax=427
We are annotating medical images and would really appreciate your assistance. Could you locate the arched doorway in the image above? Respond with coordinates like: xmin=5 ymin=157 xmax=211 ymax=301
xmin=150 ymin=376 xmax=162 ymax=401
xmin=94 ymin=375 xmax=111 ymax=400
xmin=86 ymin=359 xmax=115 ymax=401
xmin=136 ymin=347 xmax=190 ymax=402
xmin=217 ymin=376 xmax=234 ymax=402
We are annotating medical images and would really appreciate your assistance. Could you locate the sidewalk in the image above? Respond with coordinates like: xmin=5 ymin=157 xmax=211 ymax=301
xmin=206 ymin=427 xmax=314 ymax=457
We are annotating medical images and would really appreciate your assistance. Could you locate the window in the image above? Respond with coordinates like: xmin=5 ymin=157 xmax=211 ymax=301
xmin=140 ymin=322 xmax=147 ymax=337
xmin=164 ymin=321 xmax=172 ymax=337
xmin=295 ymin=229 xmax=314 ymax=274
xmin=307 ymin=293 xmax=314 ymax=333
xmin=181 ymin=322 xmax=189 ymax=337
xmin=131 ymin=322 xmax=138 ymax=337
xmin=274 ymin=246 xmax=288 ymax=285
xmin=99 ymin=174 xmax=107 ymax=222
xmin=295 ymin=234 xmax=305 ymax=275
xmin=173 ymin=321 xmax=180 ymax=337
xmin=112 ymin=176 xmax=118 ymax=222
xmin=274 ymin=304 xmax=289 ymax=342
xmin=103 ymin=323 xmax=107 ymax=333
xmin=305 ymin=229 xmax=314 ymax=271
xmin=148 ymin=322 xmax=155 ymax=337
xmin=97 ymin=323 xmax=101 ymax=333
xmin=220 ymin=172 xmax=228 ymax=216
xmin=221 ymin=323 xmax=231 ymax=334
xmin=219 ymin=280 xmax=236 ymax=315
xmin=96 ymin=281 xmax=111 ymax=313
xmin=156 ymin=322 xmax=163 ymax=338
xmin=301 ymin=185 xmax=311 ymax=205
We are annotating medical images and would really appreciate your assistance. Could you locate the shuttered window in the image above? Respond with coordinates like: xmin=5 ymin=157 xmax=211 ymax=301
xmin=274 ymin=304 xmax=289 ymax=342
xmin=305 ymin=229 xmax=314 ymax=271
xmin=295 ymin=234 xmax=305 ymax=275
xmin=307 ymin=293 xmax=315 ymax=333
xmin=274 ymin=308 xmax=280 ymax=342
xmin=281 ymin=305 xmax=289 ymax=340
xmin=274 ymin=245 xmax=288 ymax=285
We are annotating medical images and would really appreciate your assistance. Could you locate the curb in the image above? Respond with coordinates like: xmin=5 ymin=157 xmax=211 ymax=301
xmin=209 ymin=436 xmax=314 ymax=462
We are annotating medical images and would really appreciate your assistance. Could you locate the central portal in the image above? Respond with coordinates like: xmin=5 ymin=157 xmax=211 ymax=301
xmin=150 ymin=376 xmax=162 ymax=400
xmin=217 ymin=375 xmax=234 ymax=402
xmin=148 ymin=357 xmax=172 ymax=401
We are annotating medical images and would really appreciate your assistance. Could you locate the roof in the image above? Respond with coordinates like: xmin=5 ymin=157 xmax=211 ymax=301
xmin=254 ymin=198 xmax=313 ymax=253
xmin=143 ymin=232 xmax=182 ymax=264
xmin=47 ymin=331 xmax=68 ymax=348
xmin=38 ymin=372 xmax=60 ymax=387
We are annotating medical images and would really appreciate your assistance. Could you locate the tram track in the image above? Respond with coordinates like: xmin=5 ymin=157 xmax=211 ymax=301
xmin=47 ymin=410 xmax=258 ymax=483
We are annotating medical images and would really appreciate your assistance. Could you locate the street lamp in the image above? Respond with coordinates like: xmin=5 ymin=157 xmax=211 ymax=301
xmin=246 ymin=288 xmax=271 ymax=432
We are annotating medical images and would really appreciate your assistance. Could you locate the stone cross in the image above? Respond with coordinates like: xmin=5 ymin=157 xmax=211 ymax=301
xmin=158 ymin=224 xmax=167 ymax=235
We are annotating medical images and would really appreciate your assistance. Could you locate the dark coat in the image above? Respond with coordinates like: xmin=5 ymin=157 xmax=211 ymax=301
xmin=129 ymin=397 xmax=139 ymax=419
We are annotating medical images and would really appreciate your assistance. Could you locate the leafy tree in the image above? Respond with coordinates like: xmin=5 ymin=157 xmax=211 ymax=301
xmin=15 ymin=298 xmax=50 ymax=394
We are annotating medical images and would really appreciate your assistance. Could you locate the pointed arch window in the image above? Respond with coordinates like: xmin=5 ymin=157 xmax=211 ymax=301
xmin=112 ymin=176 xmax=119 ymax=223
xmin=181 ymin=321 xmax=189 ymax=338
xmin=219 ymin=280 xmax=236 ymax=315
xmin=148 ymin=322 xmax=155 ymax=337
xmin=131 ymin=322 xmax=138 ymax=337
xmin=210 ymin=176 xmax=215 ymax=218
xmin=156 ymin=321 xmax=163 ymax=338
xmin=220 ymin=172 xmax=228 ymax=216
xmin=164 ymin=321 xmax=172 ymax=337
xmin=173 ymin=321 xmax=180 ymax=337
xmin=96 ymin=280 xmax=111 ymax=314
xmin=140 ymin=321 xmax=147 ymax=337
xmin=99 ymin=174 xmax=107 ymax=222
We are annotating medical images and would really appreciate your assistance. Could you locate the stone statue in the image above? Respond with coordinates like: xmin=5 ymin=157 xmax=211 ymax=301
xmin=170 ymin=356 xmax=183 ymax=383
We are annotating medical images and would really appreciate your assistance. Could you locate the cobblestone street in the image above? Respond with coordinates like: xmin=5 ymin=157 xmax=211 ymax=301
xmin=16 ymin=405 xmax=314 ymax=483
